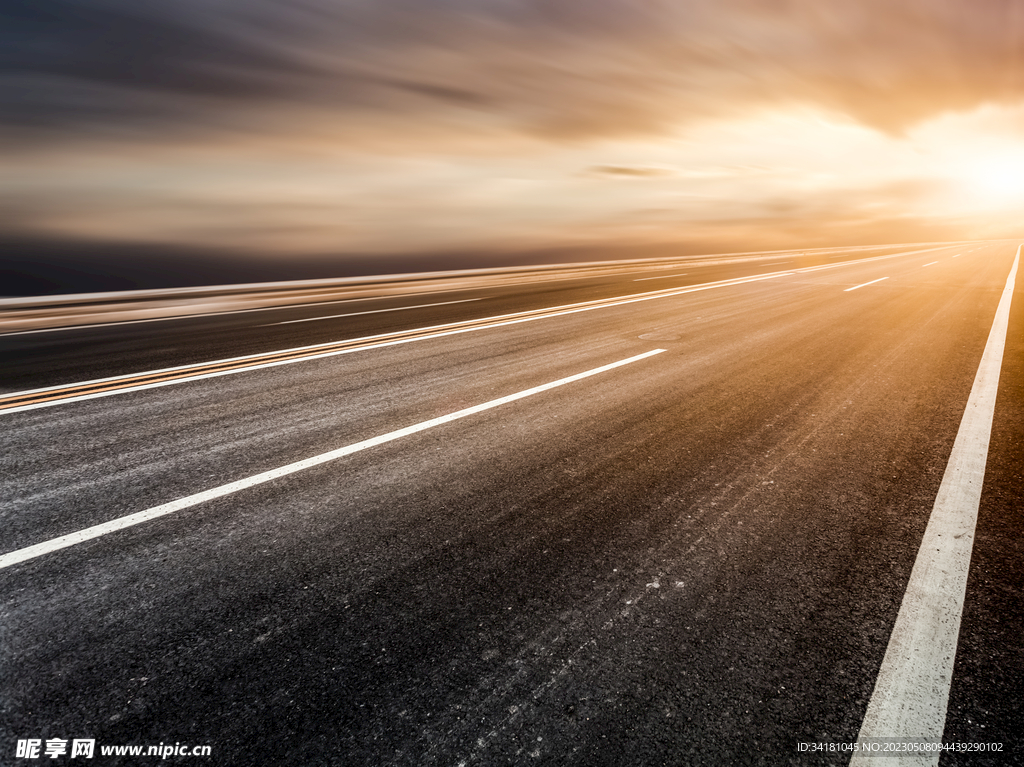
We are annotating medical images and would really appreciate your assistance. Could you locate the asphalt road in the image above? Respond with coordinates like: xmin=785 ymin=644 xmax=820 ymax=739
xmin=1 ymin=242 xmax=1021 ymax=765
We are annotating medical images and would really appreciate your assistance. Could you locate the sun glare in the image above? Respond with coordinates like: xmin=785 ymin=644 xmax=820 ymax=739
xmin=961 ymin=154 xmax=1024 ymax=203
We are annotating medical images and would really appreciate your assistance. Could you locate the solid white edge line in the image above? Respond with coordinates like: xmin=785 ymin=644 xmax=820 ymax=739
xmin=844 ymin=277 xmax=889 ymax=292
xmin=4 ymin=242 xmax=958 ymax=409
xmin=0 ymin=349 xmax=667 ymax=569
xmin=1 ymin=273 xmax=790 ymax=415
xmin=266 ymin=298 xmax=481 ymax=325
xmin=850 ymin=245 xmax=1020 ymax=766
xmin=0 ymin=257 xmax=816 ymax=338
xmin=0 ymin=293 xmax=477 ymax=337
xmin=1 ymin=270 xmax=655 ymax=338
xmin=5 ymin=242 xmax=955 ymax=402
xmin=797 ymin=245 xmax=951 ymax=274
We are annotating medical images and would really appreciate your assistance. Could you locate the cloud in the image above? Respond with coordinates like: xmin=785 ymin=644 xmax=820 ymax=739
xmin=588 ymin=165 xmax=674 ymax=178
xmin=4 ymin=0 xmax=1024 ymax=266
xmin=3 ymin=0 xmax=1023 ymax=146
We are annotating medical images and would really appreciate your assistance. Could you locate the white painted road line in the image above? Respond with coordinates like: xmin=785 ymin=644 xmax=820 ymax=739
xmin=851 ymin=245 xmax=1020 ymax=766
xmin=633 ymin=273 xmax=688 ymax=281
xmin=0 ymin=349 xmax=666 ymax=569
xmin=2 ymin=269 xmax=643 ymax=337
xmin=1 ymin=272 xmax=789 ymax=415
xmin=797 ymin=245 xmax=950 ymax=274
xmin=922 ymin=261 xmax=938 ymax=267
xmin=952 ymin=254 xmax=961 ymax=258
xmin=0 ymin=245 xmax=955 ymax=337
xmin=0 ymin=294 xmax=477 ymax=337
xmin=266 ymin=298 xmax=481 ymax=325
xmin=844 ymin=277 xmax=889 ymax=292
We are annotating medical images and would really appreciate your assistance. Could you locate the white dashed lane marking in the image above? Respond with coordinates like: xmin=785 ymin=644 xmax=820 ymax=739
xmin=0 ymin=349 xmax=667 ymax=570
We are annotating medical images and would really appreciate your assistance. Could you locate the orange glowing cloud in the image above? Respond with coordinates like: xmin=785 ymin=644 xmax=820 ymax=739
xmin=2 ymin=0 xmax=1024 ymax=262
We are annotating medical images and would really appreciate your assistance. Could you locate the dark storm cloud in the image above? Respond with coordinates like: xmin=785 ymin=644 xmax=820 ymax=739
xmin=0 ymin=0 xmax=314 ymax=97
xmin=2 ymin=0 xmax=1022 ymax=141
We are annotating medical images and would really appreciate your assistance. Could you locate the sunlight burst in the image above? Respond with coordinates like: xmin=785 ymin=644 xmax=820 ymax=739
xmin=961 ymin=154 xmax=1024 ymax=203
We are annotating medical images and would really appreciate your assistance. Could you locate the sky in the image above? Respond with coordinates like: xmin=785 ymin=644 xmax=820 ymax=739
xmin=3 ymin=0 xmax=1024 ymax=289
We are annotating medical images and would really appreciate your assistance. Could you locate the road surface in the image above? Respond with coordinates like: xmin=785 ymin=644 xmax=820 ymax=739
xmin=1 ymin=243 xmax=1021 ymax=765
